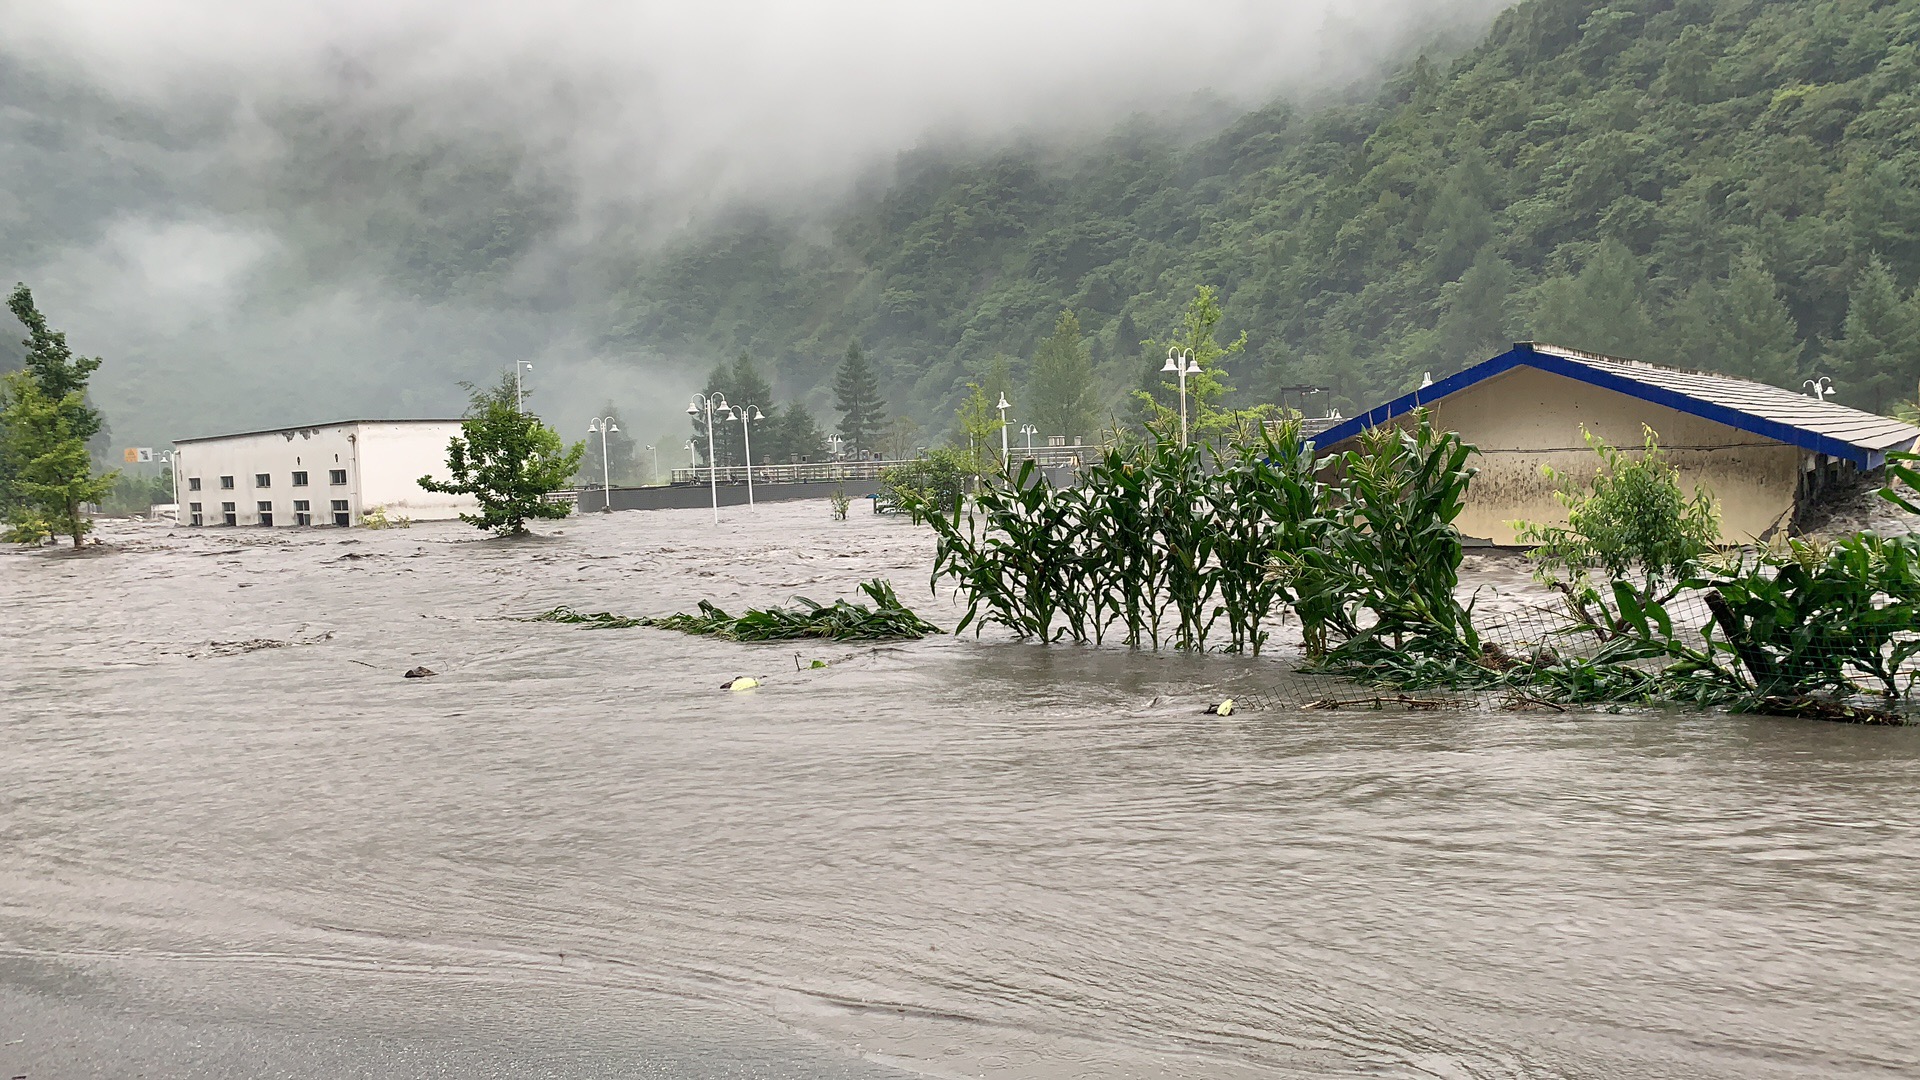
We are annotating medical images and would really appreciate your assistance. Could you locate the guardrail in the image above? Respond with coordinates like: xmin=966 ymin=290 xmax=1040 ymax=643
xmin=668 ymin=447 xmax=1093 ymax=487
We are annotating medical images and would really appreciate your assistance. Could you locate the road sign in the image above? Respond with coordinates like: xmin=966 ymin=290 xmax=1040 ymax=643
xmin=123 ymin=448 xmax=153 ymax=463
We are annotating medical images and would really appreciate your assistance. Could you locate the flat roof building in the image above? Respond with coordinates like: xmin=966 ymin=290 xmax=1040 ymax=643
xmin=1316 ymin=343 xmax=1920 ymax=545
xmin=171 ymin=419 xmax=475 ymax=528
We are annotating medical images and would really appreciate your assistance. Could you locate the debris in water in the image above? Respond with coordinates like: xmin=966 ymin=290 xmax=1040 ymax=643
xmin=721 ymin=676 xmax=760 ymax=692
xmin=404 ymin=666 xmax=437 ymax=679
xmin=1204 ymin=699 xmax=1235 ymax=716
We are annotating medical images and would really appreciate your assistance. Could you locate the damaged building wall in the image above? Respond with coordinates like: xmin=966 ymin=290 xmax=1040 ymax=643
xmin=1332 ymin=366 xmax=1802 ymax=546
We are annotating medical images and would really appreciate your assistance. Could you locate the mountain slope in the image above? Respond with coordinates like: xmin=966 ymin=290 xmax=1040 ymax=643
xmin=615 ymin=0 xmax=1920 ymax=423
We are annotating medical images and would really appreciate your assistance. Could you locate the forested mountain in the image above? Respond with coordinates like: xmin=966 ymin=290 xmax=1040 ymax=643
xmin=616 ymin=0 xmax=1920 ymax=424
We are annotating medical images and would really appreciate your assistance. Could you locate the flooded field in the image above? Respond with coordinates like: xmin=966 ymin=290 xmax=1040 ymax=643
xmin=5 ymin=500 xmax=1919 ymax=1078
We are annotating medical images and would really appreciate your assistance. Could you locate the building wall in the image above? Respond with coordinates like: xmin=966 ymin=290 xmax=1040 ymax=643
xmin=354 ymin=422 xmax=474 ymax=520
xmin=1339 ymin=366 xmax=1802 ymax=545
xmin=173 ymin=421 xmax=474 ymax=527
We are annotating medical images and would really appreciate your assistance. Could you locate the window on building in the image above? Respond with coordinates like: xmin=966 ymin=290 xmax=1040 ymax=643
xmin=219 ymin=475 xmax=235 ymax=489
xmin=256 ymin=500 xmax=274 ymax=527
xmin=255 ymin=473 xmax=271 ymax=488
xmin=188 ymin=477 xmax=202 ymax=491
xmin=331 ymin=499 xmax=350 ymax=527
xmin=329 ymin=469 xmax=347 ymax=485
xmin=291 ymin=471 xmax=308 ymax=487
xmin=221 ymin=501 xmax=237 ymax=526
xmin=293 ymin=499 xmax=311 ymax=526
xmin=189 ymin=501 xmax=203 ymax=527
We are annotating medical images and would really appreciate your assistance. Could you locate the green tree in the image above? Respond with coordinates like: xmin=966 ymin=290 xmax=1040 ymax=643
xmin=1517 ymin=426 xmax=1721 ymax=604
xmin=1432 ymin=249 xmax=1515 ymax=367
xmin=1 ymin=371 xmax=116 ymax=546
xmin=834 ymin=342 xmax=886 ymax=454
xmin=1529 ymin=240 xmax=1658 ymax=359
xmin=694 ymin=352 xmax=778 ymax=467
xmin=7 ymin=284 xmax=103 ymax=446
xmin=1826 ymin=257 xmax=1918 ymax=414
xmin=1138 ymin=285 xmax=1247 ymax=441
xmin=1027 ymin=309 xmax=1098 ymax=441
xmin=952 ymin=382 xmax=1005 ymax=472
xmin=763 ymin=400 xmax=827 ymax=462
xmin=419 ymin=374 xmax=585 ymax=536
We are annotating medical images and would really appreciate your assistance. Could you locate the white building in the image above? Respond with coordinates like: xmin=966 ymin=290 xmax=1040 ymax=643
xmin=172 ymin=420 xmax=477 ymax=527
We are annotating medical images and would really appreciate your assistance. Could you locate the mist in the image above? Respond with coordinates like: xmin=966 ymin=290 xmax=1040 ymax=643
xmin=0 ymin=0 xmax=1513 ymax=453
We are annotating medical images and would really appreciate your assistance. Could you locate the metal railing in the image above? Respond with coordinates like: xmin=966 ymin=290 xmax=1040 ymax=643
xmin=668 ymin=446 xmax=1093 ymax=487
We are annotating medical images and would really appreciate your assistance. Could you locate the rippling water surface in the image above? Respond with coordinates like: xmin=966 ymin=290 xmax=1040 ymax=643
xmin=4 ymin=503 xmax=1918 ymax=1078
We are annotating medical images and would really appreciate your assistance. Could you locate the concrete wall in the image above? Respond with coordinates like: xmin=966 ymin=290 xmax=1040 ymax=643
xmin=356 ymin=422 xmax=477 ymax=521
xmin=1333 ymin=366 xmax=1802 ymax=545
xmin=173 ymin=421 xmax=474 ymax=527
xmin=592 ymin=479 xmax=887 ymax=513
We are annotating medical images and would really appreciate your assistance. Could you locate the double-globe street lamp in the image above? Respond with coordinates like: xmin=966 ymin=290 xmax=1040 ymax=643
xmin=587 ymin=416 xmax=619 ymax=512
xmin=727 ymin=404 xmax=767 ymax=505
xmin=995 ymin=392 xmax=1012 ymax=469
xmin=687 ymin=392 xmax=729 ymax=524
xmin=1018 ymin=423 xmax=1038 ymax=463
xmin=1162 ymin=347 xmax=1202 ymax=448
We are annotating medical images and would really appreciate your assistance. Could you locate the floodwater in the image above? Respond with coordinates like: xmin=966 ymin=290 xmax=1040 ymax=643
xmin=4 ymin=501 xmax=1919 ymax=1078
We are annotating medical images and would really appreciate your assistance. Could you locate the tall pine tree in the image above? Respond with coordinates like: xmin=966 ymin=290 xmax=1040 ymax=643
xmin=1027 ymin=309 xmax=1097 ymax=441
xmin=1825 ymin=256 xmax=1919 ymax=414
xmin=833 ymin=342 xmax=885 ymax=454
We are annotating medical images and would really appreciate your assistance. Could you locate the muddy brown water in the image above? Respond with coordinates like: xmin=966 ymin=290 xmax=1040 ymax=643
xmin=4 ymin=503 xmax=1918 ymax=1078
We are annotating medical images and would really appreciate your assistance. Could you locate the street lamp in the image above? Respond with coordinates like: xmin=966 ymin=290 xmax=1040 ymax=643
xmin=1018 ymin=423 xmax=1037 ymax=462
xmin=995 ymin=392 xmax=1012 ymax=469
xmin=687 ymin=392 xmax=729 ymax=524
xmin=514 ymin=360 xmax=534 ymax=412
xmin=161 ymin=449 xmax=180 ymax=523
xmin=645 ymin=444 xmax=659 ymax=485
xmin=587 ymin=417 xmax=619 ymax=512
xmin=684 ymin=439 xmax=697 ymax=471
xmin=826 ymin=434 xmax=845 ymax=460
xmin=727 ymin=404 xmax=766 ymax=506
xmin=1161 ymin=347 xmax=1202 ymax=447
xmin=1805 ymin=377 xmax=1836 ymax=401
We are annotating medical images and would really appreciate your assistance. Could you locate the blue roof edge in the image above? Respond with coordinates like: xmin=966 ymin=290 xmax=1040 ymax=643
xmin=1312 ymin=344 xmax=1884 ymax=469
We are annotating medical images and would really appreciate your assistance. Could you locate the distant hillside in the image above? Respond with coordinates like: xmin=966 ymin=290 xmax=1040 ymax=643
xmin=613 ymin=0 xmax=1920 ymax=422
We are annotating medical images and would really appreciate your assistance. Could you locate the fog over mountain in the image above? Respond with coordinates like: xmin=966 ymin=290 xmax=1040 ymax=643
xmin=0 ymin=0 xmax=1510 ymax=450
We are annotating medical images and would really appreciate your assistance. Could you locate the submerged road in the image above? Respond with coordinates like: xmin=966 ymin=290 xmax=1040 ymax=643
xmin=5 ymin=504 xmax=1918 ymax=1078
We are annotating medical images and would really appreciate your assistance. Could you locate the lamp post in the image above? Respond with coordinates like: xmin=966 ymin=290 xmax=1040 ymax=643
xmin=995 ymin=392 xmax=1012 ymax=469
xmin=514 ymin=360 xmax=534 ymax=412
xmin=587 ymin=417 xmax=619 ymax=512
xmin=1018 ymin=423 xmax=1037 ymax=460
xmin=161 ymin=449 xmax=179 ymax=523
xmin=1805 ymin=377 xmax=1836 ymax=401
xmin=827 ymin=434 xmax=844 ymax=460
xmin=1161 ymin=347 xmax=1202 ymax=447
xmin=684 ymin=439 xmax=697 ymax=471
xmin=728 ymin=404 xmax=766 ymax=505
xmin=646 ymin=444 xmax=659 ymax=485
xmin=687 ymin=392 xmax=729 ymax=524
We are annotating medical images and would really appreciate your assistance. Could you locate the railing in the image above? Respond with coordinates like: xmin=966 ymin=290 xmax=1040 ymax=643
xmin=668 ymin=446 xmax=1093 ymax=487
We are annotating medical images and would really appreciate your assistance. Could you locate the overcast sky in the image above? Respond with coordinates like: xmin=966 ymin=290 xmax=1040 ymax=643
xmin=2 ymin=0 xmax=1511 ymax=448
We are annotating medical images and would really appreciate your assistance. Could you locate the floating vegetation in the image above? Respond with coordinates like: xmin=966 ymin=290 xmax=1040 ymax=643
xmin=528 ymin=579 xmax=942 ymax=642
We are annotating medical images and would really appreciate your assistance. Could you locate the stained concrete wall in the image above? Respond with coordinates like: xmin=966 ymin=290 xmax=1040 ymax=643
xmin=1331 ymin=366 xmax=1802 ymax=545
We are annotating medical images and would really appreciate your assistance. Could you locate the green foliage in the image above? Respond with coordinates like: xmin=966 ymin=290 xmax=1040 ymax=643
xmin=612 ymin=0 xmax=1920 ymax=424
xmin=579 ymin=403 xmax=636 ymax=485
xmin=879 ymin=447 xmax=975 ymax=522
xmin=1827 ymin=258 xmax=1920 ymax=415
xmin=1517 ymin=426 xmax=1721 ymax=601
xmin=1304 ymin=415 xmax=1481 ymax=666
xmin=1135 ymin=285 xmax=1248 ymax=441
xmin=950 ymin=382 xmax=1005 ymax=470
xmin=906 ymin=422 xmax=1333 ymax=655
xmin=531 ymin=580 xmax=941 ymax=641
xmin=833 ymin=342 xmax=886 ymax=453
xmin=361 ymin=505 xmax=411 ymax=530
xmin=7 ymin=284 xmax=102 ymax=445
xmin=101 ymin=469 xmax=174 ymax=516
xmin=418 ymin=374 xmax=585 ymax=536
xmin=1027 ymin=309 xmax=1098 ymax=442
xmin=2 ymin=371 xmax=116 ymax=546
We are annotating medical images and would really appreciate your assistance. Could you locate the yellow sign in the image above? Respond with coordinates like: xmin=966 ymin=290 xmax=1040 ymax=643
xmin=122 ymin=447 xmax=154 ymax=463
xmin=123 ymin=448 xmax=139 ymax=463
